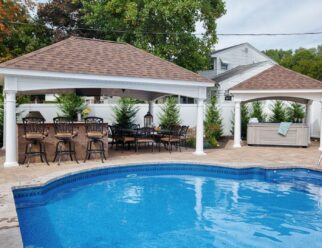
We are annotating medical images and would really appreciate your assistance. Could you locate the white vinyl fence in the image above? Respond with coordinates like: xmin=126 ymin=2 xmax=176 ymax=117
xmin=17 ymin=101 xmax=321 ymax=137
xmin=17 ymin=103 xmax=200 ymax=131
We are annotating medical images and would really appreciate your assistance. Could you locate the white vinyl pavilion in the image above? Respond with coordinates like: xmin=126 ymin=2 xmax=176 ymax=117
xmin=229 ymin=65 xmax=322 ymax=151
xmin=0 ymin=37 xmax=213 ymax=167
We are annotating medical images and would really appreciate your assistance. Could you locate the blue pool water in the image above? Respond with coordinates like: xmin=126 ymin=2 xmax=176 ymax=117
xmin=14 ymin=164 xmax=322 ymax=248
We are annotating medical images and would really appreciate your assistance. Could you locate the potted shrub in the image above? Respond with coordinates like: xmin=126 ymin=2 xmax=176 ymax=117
xmin=56 ymin=93 xmax=86 ymax=120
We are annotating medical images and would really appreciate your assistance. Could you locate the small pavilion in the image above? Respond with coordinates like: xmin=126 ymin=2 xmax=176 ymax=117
xmin=0 ymin=37 xmax=213 ymax=167
xmin=229 ymin=65 xmax=322 ymax=150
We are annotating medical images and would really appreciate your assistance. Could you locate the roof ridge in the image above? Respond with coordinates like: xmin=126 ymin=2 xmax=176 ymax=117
xmin=212 ymin=43 xmax=249 ymax=54
xmin=0 ymin=37 xmax=74 ymax=67
xmin=125 ymin=43 xmax=214 ymax=83
xmin=72 ymin=36 xmax=127 ymax=45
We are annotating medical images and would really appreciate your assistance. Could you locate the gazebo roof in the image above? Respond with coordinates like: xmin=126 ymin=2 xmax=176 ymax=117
xmin=0 ymin=36 xmax=212 ymax=84
xmin=230 ymin=65 xmax=322 ymax=91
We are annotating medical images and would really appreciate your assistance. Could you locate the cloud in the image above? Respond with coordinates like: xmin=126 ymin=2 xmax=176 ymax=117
xmin=213 ymin=0 xmax=322 ymax=50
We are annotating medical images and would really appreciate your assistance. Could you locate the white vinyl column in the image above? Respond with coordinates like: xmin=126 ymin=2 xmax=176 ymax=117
xmin=233 ymin=100 xmax=241 ymax=148
xmin=320 ymin=101 xmax=322 ymax=151
xmin=2 ymin=96 xmax=6 ymax=150
xmin=194 ymin=98 xmax=205 ymax=155
xmin=4 ymin=90 xmax=18 ymax=167
xmin=305 ymin=101 xmax=312 ymax=145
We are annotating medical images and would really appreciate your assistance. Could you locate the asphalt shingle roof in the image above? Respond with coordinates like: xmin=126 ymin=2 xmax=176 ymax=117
xmin=0 ymin=37 xmax=212 ymax=83
xmin=213 ymin=62 xmax=268 ymax=82
xmin=231 ymin=65 xmax=322 ymax=90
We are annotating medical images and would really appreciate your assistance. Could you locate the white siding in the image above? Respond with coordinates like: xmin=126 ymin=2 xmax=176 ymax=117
xmin=212 ymin=43 xmax=274 ymax=75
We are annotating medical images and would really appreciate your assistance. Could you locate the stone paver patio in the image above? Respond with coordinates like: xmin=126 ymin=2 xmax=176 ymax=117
xmin=1 ymin=140 xmax=322 ymax=247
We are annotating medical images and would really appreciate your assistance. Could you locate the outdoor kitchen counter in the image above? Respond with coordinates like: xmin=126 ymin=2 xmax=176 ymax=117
xmin=16 ymin=122 xmax=109 ymax=163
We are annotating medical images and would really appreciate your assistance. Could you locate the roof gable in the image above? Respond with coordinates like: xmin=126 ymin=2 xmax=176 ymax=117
xmin=230 ymin=65 xmax=322 ymax=91
xmin=212 ymin=43 xmax=275 ymax=63
xmin=0 ymin=37 xmax=212 ymax=83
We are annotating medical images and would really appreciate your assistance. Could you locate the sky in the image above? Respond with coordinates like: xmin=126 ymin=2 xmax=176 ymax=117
xmin=212 ymin=0 xmax=322 ymax=51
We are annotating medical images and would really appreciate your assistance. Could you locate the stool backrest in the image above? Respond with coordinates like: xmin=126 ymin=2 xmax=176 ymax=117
xmin=22 ymin=117 xmax=45 ymax=135
xmin=179 ymin=125 xmax=189 ymax=137
xmin=84 ymin=117 xmax=104 ymax=134
xmin=53 ymin=117 xmax=74 ymax=134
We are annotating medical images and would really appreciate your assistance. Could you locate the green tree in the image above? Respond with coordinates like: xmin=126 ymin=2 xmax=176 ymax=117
xmin=159 ymin=96 xmax=181 ymax=129
xmin=250 ymin=101 xmax=266 ymax=122
xmin=81 ymin=0 xmax=226 ymax=71
xmin=0 ymin=0 xmax=51 ymax=62
xmin=269 ymin=100 xmax=287 ymax=123
xmin=204 ymin=96 xmax=223 ymax=140
xmin=241 ymin=103 xmax=250 ymax=138
xmin=286 ymin=103 xmax=305 ymax=123
xmin=56 ymin=93 xmax=86 ymax=120
xmin=113 ymin=97 xmax=139 ymax=128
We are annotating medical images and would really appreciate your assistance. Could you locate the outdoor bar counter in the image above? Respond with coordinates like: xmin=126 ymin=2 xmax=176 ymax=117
xmin=247 ymin=123 xmax=309 ymax=147
xmin=17 ymin=122 xmax=109 ymax=163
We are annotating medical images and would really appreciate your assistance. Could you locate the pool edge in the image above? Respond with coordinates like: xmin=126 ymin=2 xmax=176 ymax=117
xmin=2 ymin=161 xmax=322 ymax=248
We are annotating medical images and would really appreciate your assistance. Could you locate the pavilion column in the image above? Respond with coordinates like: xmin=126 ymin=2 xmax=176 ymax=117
xmin=233 ymin=100 xmax=241 ymax=148
xmin=2 ymin=96 xmax=6 ymax=150
xmin=194 ymin=98 xmax=205 ymax=155
xmin=4 ymin=90 xmax=18 ymax=167
xmin=305 ymin=101 xmax=312 ymax=145
xmin=319 ymin=101 xmax=322 ymax=151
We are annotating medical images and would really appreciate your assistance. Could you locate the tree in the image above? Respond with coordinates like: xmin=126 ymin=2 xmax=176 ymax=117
xmin=0 ymin=0 xmax=51 ymax=62
xmin=204 ymin=96 xmax=223 ymax=140
xmin=269 ymin=100 xmax=286 ymax=123
xmin=37 ymin=0 xmax=92 ymax=41
xmin=286 ymin=103 xmax=305 ymax=123
xmin=81 ymin=0 xmax=226 ymax=71
xmin=113 ymin=97 xmax=139 ymax=128
xmin=159 ymin=96 xmax=181 ymax=129
xmin=250 ymin=101 xmax=266 ymax=122
xmin=241 ymin=103 xmax=250 ymax=138
xmin=56 ymin=93 xmax=86 ymax=120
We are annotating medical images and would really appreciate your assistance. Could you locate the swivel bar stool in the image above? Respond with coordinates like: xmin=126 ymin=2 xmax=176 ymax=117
xmin=84 ymin=117 xmax=107 ymax=163
xmin=22 ymin=117 xmax=49 ymax=166
xmin=53 ymin=117 xmax=78 ymax=165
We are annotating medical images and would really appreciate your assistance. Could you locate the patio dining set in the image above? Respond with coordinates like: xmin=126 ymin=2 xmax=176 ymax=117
xmin=109 ymin=124 xmax=189 ymax=153
xmin=20 ymin=115 xmax=189 ymax=166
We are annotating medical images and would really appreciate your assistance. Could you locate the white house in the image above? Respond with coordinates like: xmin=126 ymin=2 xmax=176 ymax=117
xmin=199 ymin=43 xmax=322 ymax=138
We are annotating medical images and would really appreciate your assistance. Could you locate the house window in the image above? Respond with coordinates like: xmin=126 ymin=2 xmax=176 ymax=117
xmin=209 ymin=57 xmax=215 ymax=70
xmin=210 ymin=89 xmax=217 ymax=97
xmin=180 ymin=96 xmax=195 ymax=104
xmin=221 ymin=61 xmax=228 ymax=70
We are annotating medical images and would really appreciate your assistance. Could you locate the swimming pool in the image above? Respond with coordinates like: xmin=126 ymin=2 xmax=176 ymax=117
xmin=13 ymin=164 xmax=322 ymax=248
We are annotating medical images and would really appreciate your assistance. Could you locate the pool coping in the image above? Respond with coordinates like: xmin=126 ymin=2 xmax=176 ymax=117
xmin=1 ymin=161 xmax=322 ymax=247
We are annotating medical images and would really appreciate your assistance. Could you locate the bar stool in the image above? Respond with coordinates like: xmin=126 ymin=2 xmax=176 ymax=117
xmin=84 ymin=117 xmax=107 ymax=163
xmin=53 ymin=117 xmax=78 ymax=165
xmin=22 ymin=117 xmax=49 ymax=166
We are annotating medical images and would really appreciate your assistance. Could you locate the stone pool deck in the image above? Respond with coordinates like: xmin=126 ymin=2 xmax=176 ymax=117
xmin=1 ymin=140 xmax=322 ymax=247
